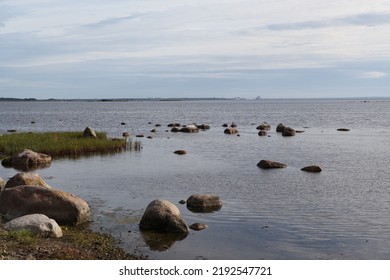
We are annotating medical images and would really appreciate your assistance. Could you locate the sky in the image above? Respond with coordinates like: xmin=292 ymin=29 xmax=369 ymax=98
xmin=1 ymin=0 xmax=390 ymax=99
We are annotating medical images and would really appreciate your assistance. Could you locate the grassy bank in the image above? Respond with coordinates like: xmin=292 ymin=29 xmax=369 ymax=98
xmin=0 ymin=225 xmax=145 ymax=260
xmin=0 ymin=131 xmax=141 ymax=158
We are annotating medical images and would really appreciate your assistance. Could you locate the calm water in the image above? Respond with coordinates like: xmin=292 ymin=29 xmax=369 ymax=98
xmin=1 ymin=99 xmax=390 ymax=259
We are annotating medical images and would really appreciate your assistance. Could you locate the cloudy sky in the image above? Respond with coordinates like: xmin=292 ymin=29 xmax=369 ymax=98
xmin=1 ymin=0 xmax=390 ymax=99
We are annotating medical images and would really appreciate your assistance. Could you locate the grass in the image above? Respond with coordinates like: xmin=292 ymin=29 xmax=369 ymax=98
xmin=0 ymin=225 xmax=145 ymax=260
xmin=0 ymin=131 xmax=141 ymax=159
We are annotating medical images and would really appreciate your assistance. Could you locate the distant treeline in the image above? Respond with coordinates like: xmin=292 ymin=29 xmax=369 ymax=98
xmin=0 ymin=97 xmax=38 ymax=101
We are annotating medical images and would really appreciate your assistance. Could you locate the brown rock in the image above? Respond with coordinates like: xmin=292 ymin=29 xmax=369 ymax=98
xmin=82 ymin=127 xmax=97 ymax=138
xmin=186 ymin=194 xmax=222 ymax=213
xmin=256 ymin=123 xmax=271 ymax=130
xmin=0 ymin=185 xmax=90 ymax=225
xmin=139 ymin=199 xmax=189 ymax=234
xmin=282 ymin=127 xmax=296 ymax=137
xmin=301 ymin=165 xmax=322 ymax=173
xmin=7 ymin=149 xmax=51 ymax=171
xmin=189 ymin=223 xmax=208 ymax=231
xmin=224 ymin=127 xmax=239 ymax=134
xmin=276 ymin=123 xmax=285 ymax=133
xmin=4 ymin=172 xmax=52 ymax=190
xmin=257 ymin=160 xmax=287 ymax=169
xmin=174 ymin=150 xmax=187 ymax=155
xmin=258 ymin=130 xmax=268 ymax=136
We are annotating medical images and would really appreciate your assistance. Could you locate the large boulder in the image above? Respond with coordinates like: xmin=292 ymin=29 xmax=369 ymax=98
xmin=4 ymin=214 xmax=63 ymax=238
xmin=257 ymin=159 xmax=287 ymax=169
xmin=82 ymin=127 xmax=97 ymax=138
xmin=139 ymin=199 xmax=189 ymax=234
xmin=3 ymin=149 xmax=51 ymax=171
xmin=186 ymin=194 xmax=223 ymax=213
xmin=0 ymin=185 xmax=90 ymax=226
xmin=4 ymin=172 xmax=52 ymax=190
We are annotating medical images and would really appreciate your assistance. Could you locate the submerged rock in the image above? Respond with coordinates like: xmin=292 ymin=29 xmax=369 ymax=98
xmin=258 ymin=130 xmax=268 ymax=136
xmin=139 ymin=199 xmax=189 ymax=234
xmin=174 ymin=150 xmax=187 ymax=155
xmin=186 ymin=194 xmax=222 ymax=213
xmin=4 ymin=214 xmax=63 ymax=238
xmin=189 ymin=223 xmax=208 ymax=231
xmin=301 ymin=165 xmax=322 ymax=173
xmin=337 ymin=128 xmax=350 ymax=131
xmin=224 ymin=127 xmax=239 ymax=134
xmin=282 ymin=127 xmax=296 ymax=137
xmin=256 ymin=123 xmax=271 ymax=130
xmin=276 ymin=123 xmax=285 ymax=133
xmin=257 ymin=160 xmax=287 ymax=169
xmin=179 ymin=125 xmax=199 ymax=133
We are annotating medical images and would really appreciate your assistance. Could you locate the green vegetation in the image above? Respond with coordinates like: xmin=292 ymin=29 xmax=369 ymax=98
xmin=0 ymin=131 xmax=141 ymax=158
xmin=0 ymin=225 xmax=145 ymax=260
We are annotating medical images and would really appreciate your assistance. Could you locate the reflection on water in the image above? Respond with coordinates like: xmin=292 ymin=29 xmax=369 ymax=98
xmin=141 ymin=231 xmax=188 ymax=252
xmin=1 ymin=100 xmax=390 ymax=259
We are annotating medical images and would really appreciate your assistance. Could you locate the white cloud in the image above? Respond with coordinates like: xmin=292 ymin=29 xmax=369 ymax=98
xmin=1 ymin=0 xmax=390 ymax=98
xmin=359 ymin=71 xmax=387 ymax=79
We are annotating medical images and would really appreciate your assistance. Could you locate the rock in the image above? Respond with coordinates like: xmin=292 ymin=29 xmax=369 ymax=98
xmin=82 ymin=127 xmax=97 ymax=138
xmin=7 ymin=129 xmax=17 ymax=133
xmin=155 ymin=124 xmax=161 ymax=127
xmin=179 ymin=200 xmax=186 ymax=205
xmin=150 ymin=129 xmax=157 ymax=133
xmin=174 ymin=150 xmax=187 ymax=155
xmin=224 ymin=127 xmax=239 ymax=134
xmin=4 ymin=214 xmax=63 ymax=238
xmin=222 ymin=123 xmax=228 ymax=127
xmin=196 ymin=124 xmax=210 ymax=130
xmin=0 ymin=177 xmax=4 ymax=192
xmin=301 ymin=165 xmax=322 ymax=173
xmin=122 ymin=132 xmax=130 ymax=137
xmin=276 ymin=123 xmax=285 ymax=133
xmin=5 ymin=149 xmax=51 ymax=171
xmin=136 ymin=134 xmax=145 ymax=138
xmin=257 ymin=160 xmax=287 ymax=169
xmin=282 ymin=127 xmax=296 ymax=137
xmin=337 ymin=128 xmax=350 ymax=131
xmin=258 ymin=130 xmax=268 ymax=136
xmin=186 ymin=194 xmax=222 ymax=213
xmin=171 ymin=127 xmax=181 ymax=132
xmin=189 ymin=223 xmax=208 ymax=231
xmin=296 ymin=130 xmax=305 ymax=133
xmin=230 ymin=122 xmax=237 ymax=128
xmin=121 ymin=122 xmax=126 ymax=125
xmin=0 ymin=185 xmax=90 ymax=226
xmin=147 ymin=136 xmax=153 ymax=139
xmin=256 ymin=123 xmax=271 ymax=130
xmin=168 ymin=123 xmax=181 ymax=127
xmin=179 ymin=125 xmax=199 ymax=133
xmin=139 ymin=199 xmax=189 ymax=234
xmin=4 ymin=172 xmax=52 ymax=189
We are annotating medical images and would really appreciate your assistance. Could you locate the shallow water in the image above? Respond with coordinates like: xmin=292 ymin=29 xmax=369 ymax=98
xmin=1 ymin=99 xmax=390 ymax=259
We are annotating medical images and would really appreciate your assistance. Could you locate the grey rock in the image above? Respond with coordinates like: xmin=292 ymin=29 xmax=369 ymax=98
xmin=4 ymin=214 xmax=63 ymax=238
xmin=139 ymin=199 xmax=189 ymax=234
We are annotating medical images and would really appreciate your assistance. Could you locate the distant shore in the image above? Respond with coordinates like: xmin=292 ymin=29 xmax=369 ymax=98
xmin=1 ymin=97 xmax=390 ymax=102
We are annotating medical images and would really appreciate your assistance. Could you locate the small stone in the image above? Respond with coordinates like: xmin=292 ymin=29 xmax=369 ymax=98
xmin=189 ymin=223 xmax=208 ymax=231
xmin=174 ymin=150 xmax=187 ymax=155
xmin=301 ymin=165 xmax=322 ymax=173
